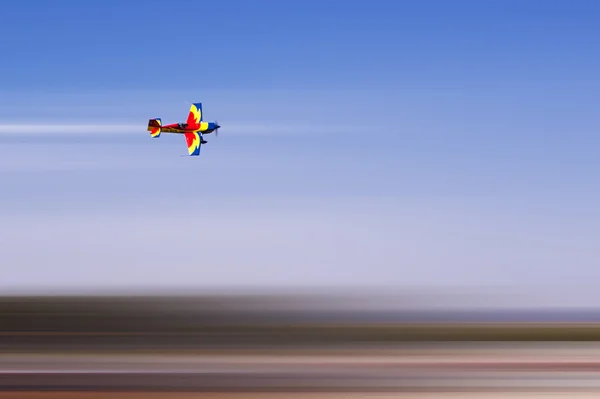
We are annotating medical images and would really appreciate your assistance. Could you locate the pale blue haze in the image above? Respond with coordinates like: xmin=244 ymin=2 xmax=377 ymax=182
xmin=0 ymin=0 xmax=599 ymax=302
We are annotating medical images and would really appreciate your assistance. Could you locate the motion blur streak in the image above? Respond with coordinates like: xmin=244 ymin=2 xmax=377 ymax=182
xmin=4 ymin=293 xmax=600 ymax=394
xmin=5 ymin=395 xmax=600 ymax=399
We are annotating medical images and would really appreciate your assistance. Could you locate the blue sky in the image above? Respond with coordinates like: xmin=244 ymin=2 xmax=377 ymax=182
xmin=1 ymin=0 xmax=600 ymax=303
xmin=2 ymin=0 xmax=599 ymax=90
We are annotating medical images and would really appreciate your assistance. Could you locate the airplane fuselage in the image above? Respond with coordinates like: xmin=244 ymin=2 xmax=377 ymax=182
xmin=160 ymin=121 xmax=219 ymax=134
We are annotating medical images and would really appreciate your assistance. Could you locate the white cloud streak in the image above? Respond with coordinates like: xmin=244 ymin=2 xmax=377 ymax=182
xmin=0 ymin=124 xmax=138 ymax=133
xmin=0 ymin=88 xmax=377 ymax=136
xmin=0 ymin=123 xmax=331 ymax=135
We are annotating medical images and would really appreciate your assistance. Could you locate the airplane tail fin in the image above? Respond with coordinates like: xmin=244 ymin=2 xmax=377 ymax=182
xmin=184 ymin=132 xmax=202 ymax=156
xmin=148 ymin=118 xmax=162 ymax=138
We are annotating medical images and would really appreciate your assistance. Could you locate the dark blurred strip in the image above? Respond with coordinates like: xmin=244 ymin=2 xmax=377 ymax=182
xmin=4 ymin=370 xmax=600 ymax=391
xmin=4 ymin=295 xmax=600 ymax=353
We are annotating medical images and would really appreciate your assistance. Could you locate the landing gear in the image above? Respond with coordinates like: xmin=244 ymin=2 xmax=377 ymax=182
xmin=201 ymin=138 xmax=208 ymax=144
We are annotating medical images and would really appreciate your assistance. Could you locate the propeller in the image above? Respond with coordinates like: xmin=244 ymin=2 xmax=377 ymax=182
xmin=214 ymin=120 xmax=220 ymax=137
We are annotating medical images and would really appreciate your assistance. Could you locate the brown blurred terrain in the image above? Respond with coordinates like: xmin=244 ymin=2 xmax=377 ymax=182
xmin=5 ymin=394 xmax=600 ymax=399
xmin=3 ymin=294 xmax=600 ymax=396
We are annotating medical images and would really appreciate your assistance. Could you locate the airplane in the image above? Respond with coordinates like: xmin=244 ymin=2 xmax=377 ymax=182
xmin=147 ymin=102 xmax=220 ymax=156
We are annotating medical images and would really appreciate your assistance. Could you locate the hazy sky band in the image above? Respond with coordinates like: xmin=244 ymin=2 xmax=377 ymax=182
xmin=0 ymin=1 xmax=599 ymax=299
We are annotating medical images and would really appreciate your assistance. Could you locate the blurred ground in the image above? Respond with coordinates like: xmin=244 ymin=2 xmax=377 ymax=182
xmin=4 ymin=393 xmax=600 ymax=398
xmin=5 ymin=347 xmax=600 ymax=391
xmin=3 ymin=295 xmax=600 ymax=394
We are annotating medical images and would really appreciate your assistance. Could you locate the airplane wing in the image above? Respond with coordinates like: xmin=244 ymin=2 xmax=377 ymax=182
xmin=186 ymin=103 xmax=203 ymax=128
xmin=184 ymin=132 xmax=201 ymax=156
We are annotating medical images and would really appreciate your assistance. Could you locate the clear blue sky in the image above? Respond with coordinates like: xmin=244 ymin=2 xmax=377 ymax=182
xmin=1 ymin=0 xmax=599 ymax=302
xmin=2 ymin=0 xmax=599 ymax=90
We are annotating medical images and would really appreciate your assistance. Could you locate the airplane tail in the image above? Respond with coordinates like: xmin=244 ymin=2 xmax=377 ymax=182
xmin=147 ymin=118 xmax=162 ymax=138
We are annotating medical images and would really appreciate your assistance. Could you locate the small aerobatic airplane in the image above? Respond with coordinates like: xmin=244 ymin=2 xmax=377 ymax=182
xmin=147 ymin=102 xmax=220 ymax=156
